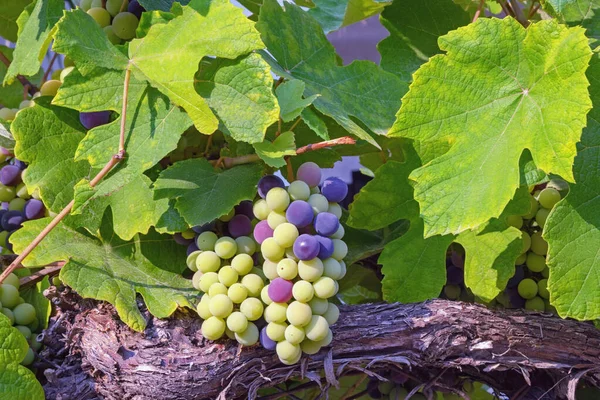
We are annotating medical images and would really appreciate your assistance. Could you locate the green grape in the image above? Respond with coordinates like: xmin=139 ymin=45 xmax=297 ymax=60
xmin=198 ymin=272 xmax=217 ymax=292
xmin=225 ymin=327 xmax=236 ymax=340
xmin=338 ymin=260 xmax=347 ymax=279
xmin=251 ymin=267 xmax=266 ymax=281
xmin=331 ymin=224 xmax=345 ymax=240
xmin=521 ymin=231 xmax=531 ymax=253
xmin=13 ymin=303 xmax=36 ymax=326
xmin=515 ymin=252 xmax=527 ymax=265
xmin=1 ymin=308 xmax=14 ymax=324
xmin=240 ymin=297 xmax=264 ymax=321
xmin=292 ymin=280 xmax=314 ymax=303
xmin=181 ymin=229 xmax=195 ymax=240
xmin=317 ymin=328 xmax=333 ymax=347
xmin=197 ymin=231 xmax=218 ymax=251
xmin=215 ymin=237 xmax=237 ymax=259
xmin=284 ymin=324 xmax=305 ymax=345
xmin=59 ymin=66 xmax=75 ymax=82
xmin=308 ymin=194 xmax=328 ymax=214
xmin=308 ymin=297 xmax=329 ymax=315
xmin=310 ymin=186 xmax=320 ymax=194
xmin=518 ymin=278 xmax=538 ymax=299
xmin=322 ymin=258 xmax=342 ymax=280
xmin=280 ymin=351 xmax=302 ymax=365
xmin=262 ymin=259 xmax=279 ymax=280
xmin=273 ymin=223 xmax=299 ymax=248
xmin=545 ymin=300 xmax=557 ymax=314
xmin=87 ymin=7 xmax=111 ymax=27
xmin=286 ymin=301 xmax=312 ymax=327
xmin=80 ymin=0 xmax=93 ymax=11
xmin=378 ymin=382 xmax=394 ymax=395
xmin=538 ymin=187 xmax=561 ymax=209
xmin=241 ymin=274 xmax=264 ymax=297
xmin=444 ymin=284 xmax=461 ymax=300
xmin=235 ymin=322 xmax=259 ymax=346
xmin=328 ymin=203 xmax=342 ymax=219
xmin=219 ymin=208 xmax=235 ymax=222
xmin=288 ymin=180 xmax=311 ymax=201
xmin=28 ymin=318 xmax=39 ymax=332
xmin=526 ymin=252 xmax=546 ymax=273
xmin=538 ymin=278 xmax=549 ymax=299
xmin=266 ymin=187 xmax=290 ymax=212
xmin=267 ymin=211 xmax=287 ymax=230
xmin=9 ymin=197 xmax=25 ymax=211
xmin=313 ymin=277 xmax=337 ymax=299
xmin=231 ymin=253 xmax=253 ymax=275
xmin=535 ymin=208 xmax=550 ymax=228
xmin=226 ymin=311 xmax=248 ymax=333
xmin=235 ymin=236 xmax=256 ymax=255
xmin=0 ymin=185 xmax=16 ymax=202
xmin=187 ymin=250 xmax=201 ymax=272
xmin=106 ymin=0 xmax=128 ymax=16
xmin=21 ymin=348 xmax=34 ymax=367
xmin=300 ymin=339 xmax=321 ymax=355
xmin=30 ymin=337 xmax=43 ymax=351
xmin=285 ymin=247 xmax=298 ymax=261
xmin=266 ymin=321 xmax=287 ymax=341
xmin=298 ymin=258 xmax=324 ymax=282
xmin=253 ymin=199 xmax=270 ymax=220
xmin=103 ymin=25 xmax=121 ymax=44
xmin=4 ymin=273 xmax=19 ymax=290
xmin=304 ymin=315 xmax=329 ymax=341
xmin=196 ymin=251 xmax=221 ymax=273
xmin=15 ymin=183 xmax=30 ymax=199
xmin=209 ymin=294 xmax=233 ymax=318
xmin=322 ymin=303 xmax=339 ymax=325
xmin=522 ymin=195 xmax=539 ymax=219
xmin=196 ymin=294 xmax=212 ymax=319
xmin=228 ymin=283 xmax=248 ymax=304
xmin=0 ymin=284 xmax=19 ymax=308
xmin=277 ymin=258 xmax=298 ymax=280
xmin=91 ymin=0 xmax=102 ymax=6
xmin=112 ymin=11 xmax=139 ymax=40
xmin=542 ymin=267 xmax=550 ymax=278
xmin=264 ymin=302 xmax=288 ymax=323
xmin=201 ymin=316 xmax=226 ymax=340
xmin=525 ymin=296 xmax=545 ymax=311
xmin=332 ymin=239 xmax=348 ymax=261
xmin=261 ymin=285 xmax=272 ymax=305
xmin=530 ymin=231 xmax=548 ymax=255
xmin=218 ymin=266 xmax=238 ymax=287
xmin=15 ymin=325 xmax=31 ymax=339
xmin=0 ymin=108 xmax=16 ymax=121
xmin=208 ymin=283 xmax=228 ymax=297
xmin=261 ymin=237 xmax=285 ymax=261
xmin=276 ymin=340 xmax=301 ymax=361
xmin=40 ymin=80 xmax=62 ymax=96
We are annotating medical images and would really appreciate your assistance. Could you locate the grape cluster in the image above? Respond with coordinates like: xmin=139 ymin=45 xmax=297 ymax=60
xmin=79 ymin=0 xmax=144 ymax=43
xmin=0 ymin=272 xmax=42 ymax=366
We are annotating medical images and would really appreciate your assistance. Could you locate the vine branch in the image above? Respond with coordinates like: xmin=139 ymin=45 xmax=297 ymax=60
xmin=0 ymin=52 xmax=39 ymax=96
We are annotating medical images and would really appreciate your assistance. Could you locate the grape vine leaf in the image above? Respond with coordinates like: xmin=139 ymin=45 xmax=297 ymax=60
xmin=543 ymin=0 xmax=600 ymax=40
xmin=0 ymin=0 xmax=32 ymax=42
xmin=128 ymin=0 xmax=264 ymax=135
xmin=139 ymin=0 xmax=191 ymax=11
xmin=3 ymin=0 xmax=63 ymax=84
xmin=0 ymin=46 xmax=29 ymax=108
xmin=276 ymin=80 xmax=318 ymax=123
xmin=300 ymin=107 xmax=329 ymax=140
xmin=194 ymin=54 xmax=280 ymax=144
xmin=136 ymin=8 xmax=178 ymax=38
xmin=20 ymin=277 xmax=52 ymax=330
xmin=154 ymin=159 xmax=263 ymax=226
xmin=0 ymin=118 xmax=14 ymax=149
xmin=307 ymin=0 xmax=391 ymax=33
xmin=0 ymin=314 xmax=44 ymax=400
xmin=253 ymin=131 xmax=296 ymax=168
xmin=12 ymin=214 xmax=196 ymax=332
xmin=378 ymin=0 xmax=470 ymax=83
xmin=390 ymin=18 xmax=592 ymax=238
xmin=337 ymin=264 xmax=382 ymax=304
xmin=544 ymin=49 xmax=600 ymax=321
xmin=257 ymin=0 xmax=405 ymax=148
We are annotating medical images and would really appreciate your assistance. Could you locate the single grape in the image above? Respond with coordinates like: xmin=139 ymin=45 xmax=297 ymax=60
xmin=0 ymin=165 xmax=21 ymax=186
xmin=526 ymin=252 xmax=546 ymax=273
xmin=542 ymin=267 xmax=549 ymax=278
xmin=253 ymin=199 xmax=270 ymax=220
xmin=260 ymin=327 xmax=277 ymax=350
xmin=285 ymin=200 xmax=313 ymax=228
xmin=300 ymin=339 xmax=321 ymax=355
xmin=518 ymin=278 xmax=538 ymax=299
xmin=15 ymin=183 xmax=29 ymax=199
xmin=0 ymin=283 xmax=19 ymax=308
xmin=308 ymin=297 xmax=328 ymax=315
xmin=535 ymin=208 xmax=550 ymax=228
xmin=215 ymin=237 xmax=237 ymax=259
xmin=515 ymin=252 xmax=527 ymax=265
xmin=235 ymin=322 xmax=259 ymax=346
xmin=18 ymin=100 xmax=34 ymax=109
xmin=228 ymin=283 xmax=248 ymax=304
xmin=23 ymin=199 xmax=45 ymax=220
xmin=87 ymin=7 xmax=111 ymax=27
xmin=241 ymin=274 xmax=264 ymax=297
xmin=276 ymin=340 xmax=301 ymax=362
xmin=330 ymin=224 xmax=345 ymax=240
xmin=293 ymin=234 xmax=319 ymax=261
xmin=276 ymin=259 xmax=298 ymax=280
xmin=538 ymin=278 xmax=549 ymax=299
xmin=268 ymin=277 xmax=293 ymax=303
xmin=196 ymin=251 xmax=221 ymax=273
xmin=80 ymin=0 xmax=93 ymax=11
xmin=321 ymin=258 xmax=341 ymax=280
xmin=313 ymin=276 xmax=337 ymax=299
xmin=521 ymin=231 xmax=531 ymax=253
xmin=234 ymin=236 xmax=256 ymax=256
xmin=173 ymin=232 xmax=192 ymax=246
xmin=12 ymin=303 xmax=36 ymax=325
xmin=284 ymin=324 xmax=305 ymax=345
xmin=261 ymin=285 xmax=272 ymax=306
xmin=127 ymin=0 xmax=145 ymax=18
xmin=266 ymin=321 xmax=287 ymax=342
xmin=522 ymin=195 xmax=539 ymax=219
xmin=292 ymin=280 xmax=314 ymax=303
xmin=286 ymin=301 xmax=312 ymax=327
xmin=196 ymin=294 xmax=212 ymax=319
xmin=446 ymin=265 xmax=464 ymax=286
xmin=267 ymin=187 xmax=290 ymax=212
xmin=112 ymin=11 xmax=139 ymax=40
xmin=198 ymin=272 xmax=219 ymax=293
xmin=288 ymin=180 xmax=311 ymax=201
xmin=315 ymin=235 xmax=334 ymax=260
xmin=230 ymin=253 xmax=253 ymax=276
xmin=3 ymin=273 xmax=19 ymax=290
xmin=258 ymin=175 xmax=285 ymax=198
xmin=79 ymin=111 xmax=111 ymax=129
xmin=267 ymin=210 xmax=288 ymax=229
xmin=331 ymin=239 xmax=348 ymax=261
xmin=262 ymin=259 xmax=279 ymax=280
xmin=196 ymin=231 xmax=218 ymax=251
xmin=15 ymin=325 xmax=31 ymax=339
xmin=228 ymin=214 xmax=252 ymax=238
xmin=314 ymin=212 xmax=339 ymax=237
xmin=304 ymin=315 xmax=329 ymax=341
xmin=321 ymin=177 xmax=348 ymax=202
xmin=538 ymin=187 xmax=561 ymax=209
xmin=106 ymin=0 xmax=129 ymax=16
xmin=444 ymin=284 xmax=461 ymax=300
xmin=296 ymin=162 xmax=321 ymax=188
xmin=285 ymin=246 xmax=298 ymax=261
xmin=226 ymin=311 xmax=248 ymax=333
xmin=21 ymin=348 xmax=35 ymax=367
xmin=240 ymin=297 xmax=264 ymax=321
xmin=261 ymin=237 xmax=285 ymax=261
xmin=323 ymin=303 xmax=339 ymax=325
xmin=298 ymin=258 xmax=324 ymax=282
xmin=530 ymin=231 xmax=548 ymax=255
xmin=1 ymin=307 xmax=14 ymax=324
xmin=253 ymin=220 xmax=274 ymax=245
xmin=273 ymin=223 xmax=299 ymax=248
xmin=234 ymin=200 xmax=254 ymax=220
xmin=308 ymin=194 xmax=329 ymax=214
xmin=0 ymin=185 xmax=15 ymax=202
xmin=208 ymin=283 xmax=228 ymax=297
xmin=208 ymin=294 xmax=233 ymax=318
xmin=327 ymin=203 xmax=343 ymax=219
xmin=201 ymin=316 xmax=226 ymax=340
xmin=264 ymin=302 xmax=288 ymax=323
xmin=507 ymin=215 xmax=523 ymax=229
xmin=525 ymin=296 xmax=545 ymax=312
xmin=217 ymin=266 xmax=238 ymax=287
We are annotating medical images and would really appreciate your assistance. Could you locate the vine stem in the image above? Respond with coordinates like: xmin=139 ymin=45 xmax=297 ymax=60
xmin=509 ymin=0 xmax=529 ymax=26
xmin=0 ymin=52 xmax=39 ymax=96
xmin=42 ymin=52 xmax=60 ymax=84
xmin=0 ymin=68 xmax=131 ymax=285
xmin=473 ymin=0 xmax=486 ymax=22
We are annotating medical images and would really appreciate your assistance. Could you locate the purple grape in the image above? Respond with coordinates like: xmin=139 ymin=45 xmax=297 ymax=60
xmin=314 ymin=212 xmax=339 ymax=236
xmin=10 ymin=159 xmax=26 ymax=170
xmin=285 ymin=200 xmax=313 ymax=228
xmin=257 ymin=175 xmax=284 ymax=198
xmin=128 ymin=0 xmax=145 ymax=19
xmin=228 ymin=214 xmax=252 ymax=238
xmin=507 ymin=265 xmax=525 ymax=289
xmin=260 ymin=327 xmax=276 ymax=351
xmin=187 ymin=242 xmax=199 ymax=256
xmin=235 ymin=200 xmax=255 ymax=220
xmin=315 ymin=235 xmax=334 ymax=259
xmin=253 ymin=220 xmax=273 ymax=244
xmin=446 ymin=265 xmax=464 ymax=285
xmin=0 ymin=148 xmax=12 ymax=157
xmin=79 ymin=111 xmax=111 ymax=130
xmin=1 ymin=210 xmax=24 ymax=231
xmin=23 ymin=199 xmax=45 ymax=220
xmin=0 ymin=203 xmax=8 ymax=210
xmin=450 ymin=251 xmax=465 ymax=269
xmin=173 ymin=232 xmax=192 ymax=246
xmin=268 ymin=278 xmax=293 ymax=303
xmin=192 ymin=221 xmax=216 ymax=233
xmin=321 ymin=177 xmax=348 ymax=203
xmin=293 ymin=234 xmax=319 ymax=261
xmin=0 ymin=165 xmax=22 ymax=186
xmin=296 ymin=162 xmax=321 ymax=188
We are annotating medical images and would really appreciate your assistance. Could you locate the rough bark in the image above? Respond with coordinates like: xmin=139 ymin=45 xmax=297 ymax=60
xmin=38 ymin=290 xmax=600 ymax=400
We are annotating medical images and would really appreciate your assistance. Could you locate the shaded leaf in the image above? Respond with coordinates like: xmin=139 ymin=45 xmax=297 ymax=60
xmin=253 ymin=131 xmax=296 ymax=168
xmin=276 ymin=80 xmax=317 ymax=123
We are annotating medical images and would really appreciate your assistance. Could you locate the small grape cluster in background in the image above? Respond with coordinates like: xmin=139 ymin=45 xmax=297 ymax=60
xmin=78 ymin=0 xmax=145 ymax=44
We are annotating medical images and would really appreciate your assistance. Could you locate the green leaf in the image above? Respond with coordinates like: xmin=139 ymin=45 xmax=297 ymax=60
xmin=308 ymin=0 xmax=390 ymax=33
xmin=378 ymin=0 xmax=470 ymax=83
xmin=20 ymin=277 xmax=51 ymax=330
xmin=390 ymin=18 xmax=592 ymax=237
xmin=154 ymin=159 xmax=263 ymax=226
xmin=3 ymin=0 xmax=63 ymax=84
xmin=194 ymin=54 xmax=280 ymax=144
xmin=257 ymin=0 xmax=405 ymax=148
xmin=276 ymin=80 xmax=318 ymax=123
xmin=520 ymin=150 xmax=549 ymax=187
xmin=136 ymin=9 xmax=177 ymax=38
xmin=0 ymin=0 xmax=32 ymax=42
xmin=139 ymin=0 xmax=191 ymax=11
xmin=0 ymin=314 xmax=28 ymax=364
xmin=253 ymin=131 xmax=296 ymax=168
xmin=0 ymin=46 xmax=28 ymax=108
xmin=128 ymin=0 xmax=264 ymax=134
xmin=543 ymin=0 xmax=600 ymax=41
xmin=12 ymin=215 xmax=196 ymax=332
xmin=337 ymin=265 xmax=382 ymax=304
xmin=52 ymin=9 xmax=129 ymax=75
xmin=300 ymin=107 xmax=329 ymax=140
xmin=343 ymin=221 xmax=408 ymax=266
xmin=155 ymin=199 xmax=189 ymax=234
xmin=0 ymin=118 xmax=14 ymax=149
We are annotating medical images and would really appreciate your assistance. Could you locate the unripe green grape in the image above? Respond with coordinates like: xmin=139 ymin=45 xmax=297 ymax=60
xmin=196 ymin=294 xmax=212 ymax=319
xmin=251 ymin=267 xmax=266 ymax=281
xmin=327 ymin=203 xmax=342 ymax=219
xmin=288 ymin=180 xmax=310 ymax=201
xmin=444 ymin=284 xmax=461 ymax=300
xmin=235 ymin=321 xmax=259 ymax=346
xmin=0 ymin=108 xmax=16 ymax=121
xmin=526 ymin=252 xmax=546 ymax=273
xmin=235 ymin=236 xmax=256 ymax=255
xmin=280 ymin=351 xmax=302 ymax=365
xmin=219 ymin=208 xmax=235 ymax=222
xmin=298 ymin=258 xmax=324 ymax=282
xmin=226 ymin=311 xmax=248 ymax=333
xmin=15 ymin=325 xmax=31 ymax=339
xmin=209 ymin=294 xmax=233 ymax=318
xmin=0 ymin=284 xmax=19 ymax=308
xmin=277 ymin=258 xmax=298 ymax=280
xmin=187 ymin=250 xmax=202 ymax=272
xmin=265 ymin=302 xmax=288 ymax=323
xmin=266 ymin=187 xmax=290 ymax=212
xmin=87 ymin=7 xmax=111 ymax=27
xmin=330 ymin=224 xmax=345 ymax=240
xmin=515 ymin=252 xmax=527 ymax=265
xmin=261 ymin=285 xmax=272 ymax=305
xmin=276 ymin=340 xmax=301 ymax=361
xmin=538 ymin=278 xmax=549 ymax=299
xmin=313 ymin=276 xmax=336 ymax=299
xmin=196 ymin=272 xmax=215 ymax=292
xmin=241 ymin=274 xmax=264 ymax=297
xmin=530 ymin=231 xmax=548 ymax=255
xmin=21 ymin=348 xmax=35 ymax=366
xmin=4 ymin=273 xmax=19 ymax=290
xmin=522 ymin=195 xmax=539 ymax=219
xmin=261 ymin=237 xmax=285 ymax=261
xmin=30 ymin=337 xmax=43 ymax=351
xmin=15 ymin=183 xmax=30 ymax=199
xmin=284 ymin=324 xmax=305 ymax=345
xmin=9 ymin=197 xmax=25 ymax=212
xmin=228 ymin=283 xmax=248 ymax=304
xmin=240 ymin=297 xmax=264 ymax=321
xmin=322 ymin=258 xmax=342 ymax=280
xmin=80 ymin=0 xmax=93 ymax=11
xmin=308 ymin=297 xmax=329 ymax=315
xmin=225 ymin=327 xmax=236 ymax=340
xmin=91 ymin=0 xmax=103 ymax=7
xmin=292 ymin=280 xmax=314 ymax=303
xmin=273 ymin=223 xmax=299 ymax=248
xmin=201 ymin=316 xmax=226 ymax=340
xmin=525 ymin=296 xmax=545 ymax=311
xmin=332 ymin=239 xmax=347 ymax=261
xmin=208 ymin=283 xmax=228 ymax=297
xmin=521 ymin=231 xmax=531 ymax=253
xmin=323 ymin=303 xmax=339 ymax=325
xmin=218 ymin=266 xmax=238 ymax=287
xmin=542 ymin=267 xmax=550 ymax=278
xmin=286 ymin=301 xmax=312 ymax=327
xmin=310 ymin=186 xmax=320 ymax=194
xmin=196 ymin=251 xmax=221 ymax=273
xmin=300 ymin=339 xmax=321 ymax=355
xmin=197 ymin=231 xmax=218 ymax=251
xmin=285 ymin=247 xmax=298 ymax=261
xmin=267 ymin=211 xmax=287 ymax=230
xmin=535 ymin=208 xmax=550 ymax=228
xmin=106 ymin=0 xmax=128 ymax=16
xmin=263 ymin=259 xmax=279 ymax=280
xmin=103 ymin=25 xmax=121 ymax=45
xmin=230 ymin=253 xmax=253 ymax=276
xmin=304 ymin=315 xmax=329 ymax=341
xmin=112 ymin=11 xmax=139 ymax=40
xmin=538 ymin=187 xmax=561 ymax=209
xmin=317 ymin=328 xmax=333 ymax=346
xmin=40 ymin=80 xmax=62 ymax=96
xmin=1 ymin=308 xmax=14 ymax=324
xmin=266 ymin=321 xmax=288 ymax=342
xmin=338 ymin=260 xmax=347 ymax=279
xmin=518 ymin=278 xmax=538 ymax=299
xmin=0 ymin=185 xmax=15 ymax=202
xmin=13 ymin=303 xmax=36 ymax=326
xmin=16 ymin=297 xmax=24 ymax=305
xmin=253 ymin=199 xmax=269 ymax=220
xmin=308 ymin=194 xmax=328 ymax=214
xmin=215 ymin=237 xmax=237 ymax=259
